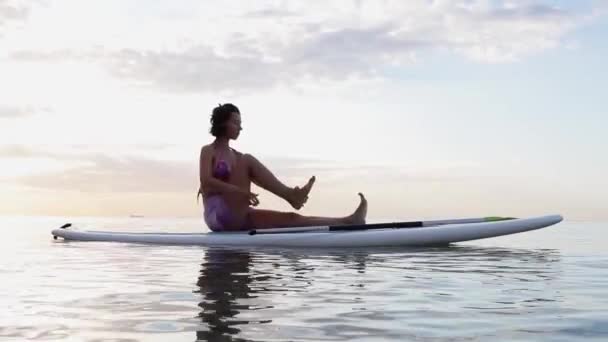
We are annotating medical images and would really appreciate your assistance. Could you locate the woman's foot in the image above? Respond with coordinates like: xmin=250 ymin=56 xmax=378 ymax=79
xmin=344 ymin=193 xmax=367 ymax=225
xmin=287 ymin=176 xmax=316 ymax=210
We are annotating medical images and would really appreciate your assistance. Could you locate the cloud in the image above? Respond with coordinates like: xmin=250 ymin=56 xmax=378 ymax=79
xmin=1 ymin=146 xmax=209 ymax=193
xmin=0 ymin=0 xmax=36 ymax=36
xmin=93 ymin=26 xmax=425 ymax=93
xmin=17 ymin=154 xmax=197 ymax=193
xmin=0 ymin=144 xmax=48 ymax=158
xmin=12 ymin=150 xmax=469 ymax=194
xmin=0 ymin=0 xmax=30 ymax=21
xmin=435 ymin=2 xmax=581 ymax=62
xmin=284 ymin=25 xmax=429 ymax=77
xmin=244 ymin=8 xmax=298 ymax=18
xmin=0 ymin=143 xmax=177 ymax=159
xmin=0 ymin=105 xmax=39 ymax=118
xmin=106 ymin=47 xmax=280 ymax=93
xmin=6 ymin=1 xmax=599 ymax=92
xmin=258 ymin=156 xmax=470 ymax=184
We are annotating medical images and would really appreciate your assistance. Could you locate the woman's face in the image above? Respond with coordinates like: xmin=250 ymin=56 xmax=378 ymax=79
xmin=225 ymin=112 xmax=242 ymax=140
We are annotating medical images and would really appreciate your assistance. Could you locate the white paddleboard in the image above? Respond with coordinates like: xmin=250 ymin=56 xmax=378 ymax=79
xmin=51 ymin=215 xmax=563 ymax=248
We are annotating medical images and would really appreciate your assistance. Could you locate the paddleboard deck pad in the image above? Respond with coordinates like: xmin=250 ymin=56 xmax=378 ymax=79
xmin=51 ymin=215 xmax=563 ymax=248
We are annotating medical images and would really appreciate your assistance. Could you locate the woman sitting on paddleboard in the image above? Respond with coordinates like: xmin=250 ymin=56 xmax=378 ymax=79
xmin=198 ymin=103 xmax=367 ymax=231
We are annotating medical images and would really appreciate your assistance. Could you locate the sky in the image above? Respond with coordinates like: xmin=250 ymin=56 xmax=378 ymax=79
xmin=0 ymin=0 xmax=606 ymax=221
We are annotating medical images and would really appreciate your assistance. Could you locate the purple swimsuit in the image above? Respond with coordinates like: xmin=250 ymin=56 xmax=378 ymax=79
xmin=203 ymin=158 xmax=238 ymax=232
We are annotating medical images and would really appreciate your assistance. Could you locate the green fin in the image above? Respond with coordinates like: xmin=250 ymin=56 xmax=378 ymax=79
xmin=484 ymin=216 xmax=517 ymax=222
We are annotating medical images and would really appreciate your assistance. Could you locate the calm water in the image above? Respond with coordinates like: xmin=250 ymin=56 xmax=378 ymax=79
xmin=1 ymin=216 xmax=607 ymax=341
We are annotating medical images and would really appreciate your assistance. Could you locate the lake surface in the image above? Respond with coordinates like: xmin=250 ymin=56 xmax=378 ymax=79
xmin=1 ymin=216 xmax=607 ymax=341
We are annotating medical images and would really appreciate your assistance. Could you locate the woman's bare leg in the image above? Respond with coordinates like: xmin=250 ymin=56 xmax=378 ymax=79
xmin=248 ymin=193 xmax=367 ymax=229
xmin=245 ymin=154 xmax=315 ymax=209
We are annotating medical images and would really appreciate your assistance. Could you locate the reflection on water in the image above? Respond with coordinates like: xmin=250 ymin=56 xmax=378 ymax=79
xmin=3 ymin=218 xmax=608 ymax=341
xmin=195 ymin=249 xmax=269 ymax=341
xmin=191 ymin=246 xmax=563 ymax=341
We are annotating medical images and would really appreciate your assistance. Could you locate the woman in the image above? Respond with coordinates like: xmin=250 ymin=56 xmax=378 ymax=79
xmin=198 ymin=103 xmax=367 ymax=232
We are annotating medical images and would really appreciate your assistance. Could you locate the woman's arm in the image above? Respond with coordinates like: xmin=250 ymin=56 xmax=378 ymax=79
xmin=199 ymin=145 xmax=259 ymax=205
xmin=200 ymin=145 xmax=241 ymax=195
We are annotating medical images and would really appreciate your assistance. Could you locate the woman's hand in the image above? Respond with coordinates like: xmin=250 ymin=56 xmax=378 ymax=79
xmin=238 ymin=189 xmax=259 ymax=207
xmin=248 ymin=192 xmax=260 ymax=207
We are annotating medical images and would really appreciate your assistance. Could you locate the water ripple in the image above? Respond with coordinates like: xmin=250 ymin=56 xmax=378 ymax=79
xmin=2 ymin=219 xmax=608 ymax=341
